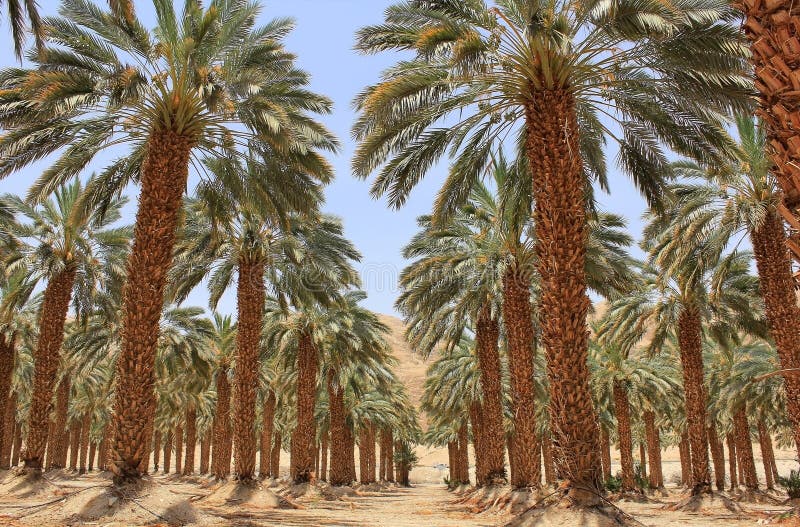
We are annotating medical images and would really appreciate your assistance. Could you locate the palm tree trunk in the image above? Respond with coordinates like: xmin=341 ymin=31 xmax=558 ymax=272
xmin=213 ymin=366 xmax=232 ymax=479
xmin=346 ymin=428 xmax=357 ymax=484
xmin=600 ymin=427 xmax=612 ymax=481
xmin=320 ymin=431 xmax=328 ymax=481
xmin=270 ymin=434 xmax=281 ymax=478
xmin=750 ymin=212 xmax=800 ymax=460
xmin=12 ymin=423 xmax=22 ymax=466
xmin=757 ymin=420 xmax=775 ymax=490
xmin=162 ymin=431 xmax=172 ymax=474
xmin=677 ymin=307 xmax=711 ymax=493
xmin=259 ymin=390 xmax=275 ymax=478
xmin=644 ymin=411 xmax=662 ymax=489
xmin=24 ymin=268 xmax=76 ymax=470
xmin=199 ymin=430 xmax=210 ymax=475
xmin=89 ymin=442 xmax=97 ymax=471
xmin=48 ymin=377 xmax=69 ymax=469
xmin=525 ymin=89 xmax=601 ymax=501
xmin=542 ymin=433 xmax=555 ymax=485
xmin=727 ymin=432 xmax=738 ymax=489
xmin=735 ymin=1 xmax=800 ymax=213
xmin=474 ymin=304 xmax=506 ymax=485
xmin=152 ymin=431 xmax=161 ymax=472
xmin=110 ymin=130 xmax=194 ymax=483
xmin=291 ymin=332 xmax=318 ymax=483
xmin=1 ymin=393 xmax=16 ymax=468
xmin=734 ymin=408 xmax=759 ymax=490
xmin=639 ymin=442 xmax=647 ymax=482
xmin=678 ymin=431 xmax=692 ymax=487
xmin=98 ymin=434 xmax=108 ymax=471
xmin=78 ymin=413 xmax=91 ymax=474
xmin=447 ymin=441 xmax=457 ymax=486
xmin=457 ymin=423 xmax=470 ymax=485
xmin=184 ymin=408 xmax=196 ymax=475
xmin=174 ymin=425 xmax=183 ymax=475
xmin=359 ymin=423 xmax=375 ymax=484
xmin=69 ymin=420 xmax=81 ymax=470
xmin=381 ymin=429 xmax=394 ymax=482
xmin=469 ymin=402 xmax=486 ymax=486
xmin=502 ymin=264 xmax=540 ymax=488
xmin=708 ymin=425 xmax=725 ymax=492
xmin=233 ymin=258 xmax=265 ymax=481
xmin=612 ymin=380 xmax=635 ymax=491
xmin=327 ymin=370 xmax=349 ymax=486
xmin=0 ymin=334 xmax=15 ymax=463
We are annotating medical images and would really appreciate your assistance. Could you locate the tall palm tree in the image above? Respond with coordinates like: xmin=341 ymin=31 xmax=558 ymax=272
xmin=208 ymin=314 xmax=236 ymax=480
xmin=663 ymin=116 xmax=800 ymax=459
xmin=1 ymin=180 xmax=129 ymax=470
xmin=0 ymin=0 xmax=337 ymax=483
xmin=353 ymin=1 xmax=748 ymax=498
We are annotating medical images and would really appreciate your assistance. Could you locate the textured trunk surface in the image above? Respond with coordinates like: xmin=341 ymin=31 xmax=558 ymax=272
xmin=291 ymin=332 xmax=318 ymax=483
xmin=726 ymin=433 xmax=738 ymax=489
xmin=600 ymin=427 xmax=612 ymax=481
xmin=474 ymin=304 xmax=506 ymax=484
xmin=12 ymin=424 xmax=21 ymax=466
xmin=199 ymin=430 xmax=210 ymax=475
xmin=327 ymin=370 xmax=350 ymax=486
xmin=346 ymin=427 xmax=357 ymax=484
xmin=184 ymin=408 xmax=197 ymax=475
xmin=162 ymin=431 xmax=172 ymax=474
xmin=174 ymin=425 xmax=183 ymax=475
xmin=469 ymin=402 xmax=486 ymax=486
xmin=644 ymin=411 xmax=662 ymax=489
xmin=1 ymin=393 xmax=16 ymax=468
xmin=233 ymin=258 xmax=265 ymax=481
xmin=69 ymin=420 xmax=81 ymax=470
xmin=678 ymin=431 xmax=692 ymax=487
xmin=750 ymin=212 xmax=800 ymax=458
xmin=358 ymin=422 xmax=376 ymax=484
xmin=447 ymin=442 xmax=457 ymax=485
xmin=153 ymin=432 xmax=161 ymax=472
xmin=110 ymin=130 xmax=193 ymax=483
xmin=734 ymin=408 xmax=759 ymax=490
xmin=735 ymin=1 xmax=800 ymax=207
xmin=0 ymin=335 xmax=15 ymax=463
xmin=757 ymin=420 xmax=775 ymax=489
xmin=525 ymin=90 xmax=601 ymax=500
xmin=542 ymin=433 xmax=555 ymax=485
xmin=212 ymin=367 xmax=232 ymax=479
xmin=270 ymin=434 xmax=281 ymax=478
xmin=502 ymin=265 xmax=540 ymax=488
xmin=259 ymin=391 xmax=275 ymax=478
xmin=457 ymin=423 xmax=470 ymax=485
xmin=78 ymin=413 xmax=91 ymax=474
xmin=24 ymin=268 xmax=76 ymax=470
xmin=320 ymin=432 xmax=328 ymax=481
xmin=677 ymin=307 xmax=711 ymax=493
xmin=49 ymin=377 xmax=70 ymax=469
xmin=708 ymin=425 xmax=725 ymax=492
xmin=98 ymin=434 xmax=108 ymax=471
xmin=639 ymin=443 xmax=647 ymax=481
xmin=381 ymin=429 xmax=394 ymax=482
xmin=88 ymin=442 xmax=96 ymax=471
xmin=612 ymin=380 xmax=635 ymax=491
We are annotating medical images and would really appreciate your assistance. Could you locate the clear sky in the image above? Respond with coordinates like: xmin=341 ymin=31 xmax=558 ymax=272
xmin=0 ymin=0 xmax=649 ymax=317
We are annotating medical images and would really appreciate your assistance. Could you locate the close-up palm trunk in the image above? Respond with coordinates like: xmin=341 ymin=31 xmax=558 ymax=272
xmin=110 ymin=129 xmax=194 ymax=483
xmin=78 ymin=413 xmax=90 ymax=474
xmin=525 ymin=90 xmax=601 ymax=501
xmin=600 ymin=427 xmax=612 ymax=481
xmin=457 ymin=423 xmax=469 ymax=485
xmin=0 ymin=334 xmax=15 ymax=460
xmin=270 ymin=434 xmax=281 ymax=478
xmin=292 ymin=332 xmax=318 ymax=483
xmin=708 ymin=426 xmax=725 ymax=492
xmin=1 ymin=393 xmax=16 ymax=468
xmin=757 ymin=421 xmax=775 ymax=489
xmin=677 ymin=307 xmax=711 ymax=493
xmin=727 ymin=432 xmax=738 ymax=490
xmin=153 ymin=431 xmax=161 ymax=472
xmin=734 ymin=408 xmax=758 ymax=490
xmin=469 ymin=402 xmax=486 ymax=486
xmin=678 ymin=431 xmax=692 ymax=487
xmin=174 ymin=425 xmax=183 ymax=475
xmin=24 ymin=267 xmax=76 ymax=470
xmin=233 ymin=258 xmax=265 ymax=481
xmin=501 ymin=264 xmax=540 ymax=488
xmin=184 ymin=407 xmax=197 ymax=475
xmin=69 ymin=420 xmax=81 ymax=470
xmin=474 ymin=304 xmax=506 ymax=485
xmin=259 ymin=391 xmax=275 ymax=478
xmin=644 ymin=411 xmax=662 ymax=489
xmin=612 ymin=380 xmax=635 ymax=491
xmin=327 ymin=370 xmax=349 ymax=486
xmin=213 ymin=365 xmax=232 ymax=479
xmin=199 ymin=430 xmax=210 ymax=475
xmin=163 ymin=431 xmax=172 ymax=474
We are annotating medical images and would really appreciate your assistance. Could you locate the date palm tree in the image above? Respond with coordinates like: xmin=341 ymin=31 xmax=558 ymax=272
xmin=660 ymin=116 xmax=800 ymax=459
xmin=1 ymin=180 xmax=129 ymax=471
xmin=1 ymin=0 xmax=43 ymax=59
xmin=0 ymin=0 xmax=337 ymax=483
xmin=354 ymin=0 xmax=750 ymax=499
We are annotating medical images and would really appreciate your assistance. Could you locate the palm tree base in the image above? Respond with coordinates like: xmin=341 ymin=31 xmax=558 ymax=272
xmin=666 ymin=491 xmax=742 ymax=514
xmin=505 ymin=501 xmax=639 ymax=527
xmin=730 ymin=488 xmax=782 ymax=504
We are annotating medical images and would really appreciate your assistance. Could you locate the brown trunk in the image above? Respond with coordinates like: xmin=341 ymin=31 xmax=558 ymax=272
xmin=199 ymin=430 xmax=210 ymax=474
xmin=677 ymin=307 xmax=711 ymax=493
xmin=448 ymin=441 xmax=457 ymax=485
xmin=542 ymin=433 xmax=555 ymax=485
xmin=88 ymin=442 xmax=97 ymax=471
xmin=98 ymin=433 xmax=108 ymax=471
xmin=212 ymin=365 xmax=232 ymax=479
xmin=233 ymin=258 xmax=265 ymax=481
xmin=24 ymin=268 xmax=76 ymax=470
xmin=469 ymin=402 xmax=486 ymax=486
xmin=0 ymin=335 xmax=16 ymax=463
xmin=612 ymin=380 xmax=635 ymax=491
xmin=270 ymin=434 xmax=281 ymax=478
xmin=78 ymin=413 xmax=91 ymax=474
xmin=346 ymin=427 xmax=357 ymax=484
xmin=68 ymin=420 xmax=80 ymax=470
xmin=678 ymin=431 xmax=692 ymax=487
xmin=183 ymin=407 xmax=196 ymax=475
xmin=734 ymin=408 xmax=759 ymax=489
xmin=750 ymin=213 xmax=800 ymax=460
xmin=259 ymin=390 xmax=275 ymax=478
xmin=381 ymin=429 xmax=394 ymax=482
xmin=359 ymin=423 xmax=375 ymax=483
xmin=502 ymin=264 xmax=540 ymax=488
xmin=291 ymin=332 xmax=318 ymax=483
xmin=1 ymin=393 xmax=16 ymax=468
xmin=600 ymin=427 xmax=612 ymax=481
xmin=328 ymin=370 xmax=350 ymax=486
xmin=727 ymin=432 xmax=738 ymax=489
xmin=639 ymin=442 xmax=647 ymax=482
xmin=320 ymin=431 xmax=328 ymax=481
xmin=525 ymin=89 xmax=601 ymax=500
xmin=474 ymin=304 xmax=506 ymax=484
xmin=457 ymin=422 xmax=470 ymax=485
xmin=153 ymin=431 xmax=161 ymax=472
xmin=644 ymin=411 xmax=662 ymax=489
xmin=48 ymin=377 xmax=69 ymax=469
xmin=162 ymin=431 xmax=172 ymax=474
xmin=12 ymin=423 xmax=21 ymax=466
xmin=174 ymin=425 xmax=183 ymax=475
xmin=110 ymin=130 xmax=193 ymax=483
xmin=708 ymin=425 xmax=725 ymax=492
xmin=758 ymin=420 xmax=775 ymax=490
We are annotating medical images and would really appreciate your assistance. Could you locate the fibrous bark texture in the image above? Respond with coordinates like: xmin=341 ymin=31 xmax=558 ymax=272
xmin=613 ymin=380 xmax=635 ymax=491
xmin=474 ymin=304 xmax=506 ymax=485
xmin=291 ymin=332 xmax=318 ymax=483
xmin=213 ymin=366 xmax=232 ymax=479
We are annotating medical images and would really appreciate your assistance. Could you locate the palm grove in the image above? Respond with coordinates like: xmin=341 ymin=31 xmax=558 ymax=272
xmin=0 ymin=0 xmax=798 ymax=522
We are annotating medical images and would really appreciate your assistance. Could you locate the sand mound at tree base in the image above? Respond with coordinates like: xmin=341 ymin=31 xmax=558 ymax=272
xmin=506 ymin=504 xmax=642 ymax=527
xmin=665 ymin=491 xmax=743 ymax=515
xmin=200 ymin=479 xmax=298 ymax=510
xmin=280 ymin=480 xmax=358 ymax=502
xmin=453 ymin=484 xmax=549 ymax=515
xmin=730 ymin=488 xmax=784 ymax=504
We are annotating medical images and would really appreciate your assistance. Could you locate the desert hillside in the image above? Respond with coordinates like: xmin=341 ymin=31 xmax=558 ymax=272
xmin=378 ymin=314 xmax=428 ymax=417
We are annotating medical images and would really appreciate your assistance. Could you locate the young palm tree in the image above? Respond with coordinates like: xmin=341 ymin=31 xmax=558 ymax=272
xmin=0 ymin=0 xmax=337 ymax=483
xmin=354 ymin=0 xmax=750 ymax=500
xmin=662 ymin=117 xmax=800 ymax=459
xmin=1 ymin=180 xmax=129 ymax=470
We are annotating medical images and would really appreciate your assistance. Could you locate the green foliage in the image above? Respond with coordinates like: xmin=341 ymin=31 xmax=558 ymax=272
xmin=604 ymin=474 xmax=623 ymax=493
xmin=778 ymin=469 xmax=800 ymax=499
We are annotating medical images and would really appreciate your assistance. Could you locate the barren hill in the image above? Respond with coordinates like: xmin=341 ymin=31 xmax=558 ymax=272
xmin=378 ymin=315 xmax=428 ymax=415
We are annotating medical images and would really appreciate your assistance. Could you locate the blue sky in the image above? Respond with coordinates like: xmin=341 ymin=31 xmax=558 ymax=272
xmin=0 ymin=0 xmax=649 ymax=317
